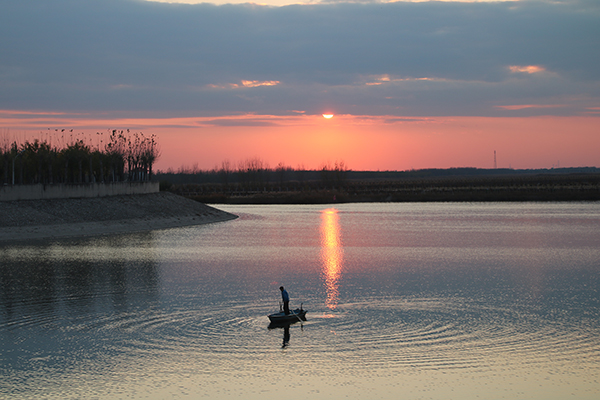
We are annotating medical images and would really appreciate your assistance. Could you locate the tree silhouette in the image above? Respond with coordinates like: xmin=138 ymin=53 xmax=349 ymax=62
xmin=0 ymin=129 xmax=160 ymax=185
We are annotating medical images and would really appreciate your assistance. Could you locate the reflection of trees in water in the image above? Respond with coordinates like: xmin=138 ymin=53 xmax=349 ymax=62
xmin=0 ymin=235 xmax=160 ymax=324
xmin=0 ymin=260 xmax=57 ymax=322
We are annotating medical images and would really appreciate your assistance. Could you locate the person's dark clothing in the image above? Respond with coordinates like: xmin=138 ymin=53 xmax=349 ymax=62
xmin=281 ymin=288 xmax=290 ymax=315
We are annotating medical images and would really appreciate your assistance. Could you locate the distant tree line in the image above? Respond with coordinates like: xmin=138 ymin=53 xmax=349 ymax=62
xmin=158 ymin=161 xmax=600 ymax=203
xmin=0 ymin=129 xmax=160 ymax=185
xmin=157 ymin=159 xmax=600 ymax=190
xmin=157 ymin=158 xmax=349 ymax=189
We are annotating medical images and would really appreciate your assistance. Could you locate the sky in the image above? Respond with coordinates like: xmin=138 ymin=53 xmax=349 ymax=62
xmin=1 ymin=0 xmax=599 ymax=171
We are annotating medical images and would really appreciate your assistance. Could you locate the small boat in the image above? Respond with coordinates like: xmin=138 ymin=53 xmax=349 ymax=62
xmin=268 ymin=306 xmax=307 ymax=324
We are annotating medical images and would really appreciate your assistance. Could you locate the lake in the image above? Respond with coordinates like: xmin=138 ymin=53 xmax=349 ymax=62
xmin=1 ymin=202 xmax=599 ymax=399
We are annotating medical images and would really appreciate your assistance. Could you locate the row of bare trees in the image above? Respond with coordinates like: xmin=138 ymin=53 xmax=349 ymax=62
xmin=158 ymin=157 xmax=348 ymax=188
xmin=0 ymin=129 xmax=160 ymax=185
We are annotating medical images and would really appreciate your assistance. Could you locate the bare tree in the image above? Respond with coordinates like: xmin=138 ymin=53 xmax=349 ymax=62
xmin=219 ymin=159 xmax=233 ymax=187
xmin=0 ymin=129 xmax=159 ymax=185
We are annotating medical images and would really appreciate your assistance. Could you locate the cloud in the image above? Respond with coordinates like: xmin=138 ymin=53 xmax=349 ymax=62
xmin=241 ymin=80 xmax=280 ymax=88
xmin=382 ymin=117 xmax=434 ymax=124
xmin=495 ymin=104 xmax=565 ymax=111
xmin=508 ymin=65 xmax=546 ymax=74
xmin=0 ymin=0 xmax=598 ymax=117
xmin=207 ymin=80 xmax=281 ymax=89
xmin=203 ymin=118 xmax=281 ymax=127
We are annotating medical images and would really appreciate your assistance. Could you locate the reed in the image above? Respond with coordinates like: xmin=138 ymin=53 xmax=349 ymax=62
xmin=0 ymin=129 xmax=160 ymax=185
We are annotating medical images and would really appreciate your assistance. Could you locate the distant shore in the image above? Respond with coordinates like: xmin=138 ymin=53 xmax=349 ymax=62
xmin=169 ymin=173 xmax=600 ymax=204
xmin=0 ymin=192 xmax=237 ymax=244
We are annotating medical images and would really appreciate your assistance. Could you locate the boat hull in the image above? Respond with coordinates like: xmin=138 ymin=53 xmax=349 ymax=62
xmin=268 ymin=309 xmax=307 ymax=324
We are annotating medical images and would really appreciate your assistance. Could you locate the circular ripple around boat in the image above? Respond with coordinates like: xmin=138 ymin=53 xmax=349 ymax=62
xmin=76 ymin=302 xmax=284 ymax=368
xmin=8 ymin=295 xmax=597 ymax=375
xmin=303 ymin=297 xmax=600 ymax=371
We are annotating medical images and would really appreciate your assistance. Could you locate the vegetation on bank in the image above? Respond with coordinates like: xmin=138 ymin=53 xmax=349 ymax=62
xmin=4 ymin=129 xmax=597 ymax=204
xmin=157 ymin=161 xmax=599 ymax=187
xmin=158 ymin=166 xmax=600 ymax=204
xmin=1 ymin=129 xmax=160 ymax=185
xmin=158 ymin=158 xmax=349 ymax=188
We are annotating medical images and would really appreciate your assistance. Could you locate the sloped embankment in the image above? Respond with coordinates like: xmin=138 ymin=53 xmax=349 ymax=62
xmin=0 ymin=192 xmax=237 ymax=243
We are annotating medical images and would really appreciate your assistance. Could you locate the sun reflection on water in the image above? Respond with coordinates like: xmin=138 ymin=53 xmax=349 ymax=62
xmin=320 ymin=208 xmax=344 ymax=310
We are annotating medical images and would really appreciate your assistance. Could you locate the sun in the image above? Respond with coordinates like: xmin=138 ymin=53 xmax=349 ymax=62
xmin=322 ymin=114 xmax=334 ymax=119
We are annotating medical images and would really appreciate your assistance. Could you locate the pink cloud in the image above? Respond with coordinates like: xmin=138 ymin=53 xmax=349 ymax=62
xmin=495 ymin=104 xmax=564 ymax=110
xmin=508 ymin=65 xmax=546 ymax=74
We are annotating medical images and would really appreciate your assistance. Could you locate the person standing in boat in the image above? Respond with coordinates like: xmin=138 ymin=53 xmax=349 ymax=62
xmin=280 ymin=286 xmax=290 ymax=315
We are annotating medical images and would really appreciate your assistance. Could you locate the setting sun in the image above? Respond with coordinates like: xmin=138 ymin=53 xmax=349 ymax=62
xmin=322 ymin=114 xmax=334 ymax=119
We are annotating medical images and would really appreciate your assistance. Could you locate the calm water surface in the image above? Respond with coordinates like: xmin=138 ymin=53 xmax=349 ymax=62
xmin=1 ymin=202 xmax=599 ymax=399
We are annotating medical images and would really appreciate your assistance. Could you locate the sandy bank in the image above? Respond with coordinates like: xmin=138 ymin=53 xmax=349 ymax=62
xmin=0 ymin=192 xmax=237 ymax=243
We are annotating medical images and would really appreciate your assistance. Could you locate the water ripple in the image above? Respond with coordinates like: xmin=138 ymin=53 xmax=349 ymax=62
xmin=303 ymin=297 xmax=600 ymax=371
xmin=2 ymin=295 xmax=598 ymax=375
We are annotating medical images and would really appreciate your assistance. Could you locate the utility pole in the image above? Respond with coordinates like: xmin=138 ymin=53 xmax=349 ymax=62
xmin=494 ymin=150 xmax=497 ymax=169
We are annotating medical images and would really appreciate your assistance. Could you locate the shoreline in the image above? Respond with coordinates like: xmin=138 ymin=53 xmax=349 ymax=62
xmin=167 ymin=172 xmax=600 ymax=204
xmin=181 ymin=189 xmax=600 ymax=204
xmin=0 ymin=192 xmax=237 ymax=244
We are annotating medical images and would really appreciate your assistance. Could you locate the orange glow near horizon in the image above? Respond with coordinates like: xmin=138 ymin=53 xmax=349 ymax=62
xmin=1 ymin=111 xmax=599 ymax=171
xmin=320 ymin=208 xmax=343 ymax=310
